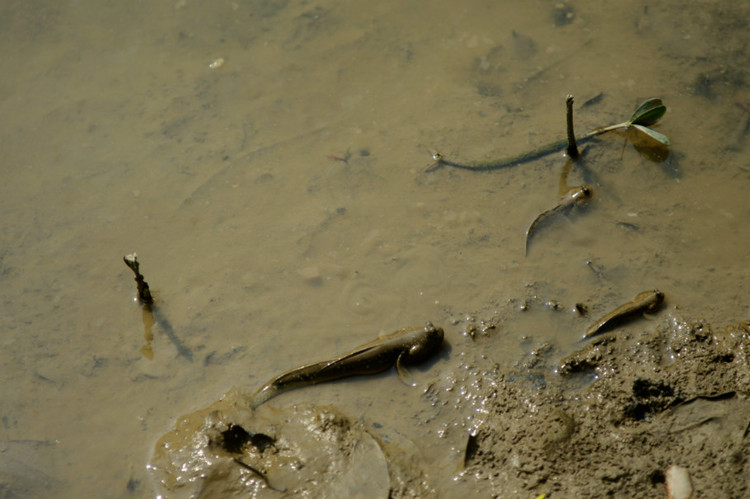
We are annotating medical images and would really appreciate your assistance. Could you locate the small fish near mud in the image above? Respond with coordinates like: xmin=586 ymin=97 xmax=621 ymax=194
xmin=584 ymin=289 xmax=665 ymax=339
xmin=525 ymin=184 xmax=592 ymax=256
xmin=249 ymin=322 xmax=444 ymax=409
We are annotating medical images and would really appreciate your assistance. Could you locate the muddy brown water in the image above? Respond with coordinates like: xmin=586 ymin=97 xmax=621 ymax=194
xmin=1 ymin=1 xmax=749 ymax=498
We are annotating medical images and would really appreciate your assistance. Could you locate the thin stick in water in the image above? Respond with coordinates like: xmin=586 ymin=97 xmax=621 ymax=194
xmin=123 ymin=253 xmax=153 ymax=304
xmin=565 ymin=94 xmax=580 ymax=159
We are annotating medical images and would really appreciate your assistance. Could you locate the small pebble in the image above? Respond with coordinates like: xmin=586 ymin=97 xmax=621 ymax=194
xmin=665 ymin=465 xmax=693 ymax=499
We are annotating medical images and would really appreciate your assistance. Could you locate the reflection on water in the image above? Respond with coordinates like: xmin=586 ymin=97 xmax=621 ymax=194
xmin=0 ymin=0 xmax=748 ymax=497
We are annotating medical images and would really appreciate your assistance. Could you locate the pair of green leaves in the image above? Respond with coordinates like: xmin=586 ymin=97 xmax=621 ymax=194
xmin=611 ymin=98 xmax=670 ymax=146
xmin=585 ymin=98 xmax=670 ymax=147
xmin=625 ymin=98 xmax=670 ymax=146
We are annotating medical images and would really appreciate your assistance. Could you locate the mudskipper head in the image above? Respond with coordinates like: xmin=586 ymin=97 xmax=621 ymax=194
xmin=404 ymin=322 xmax=444 ymax=365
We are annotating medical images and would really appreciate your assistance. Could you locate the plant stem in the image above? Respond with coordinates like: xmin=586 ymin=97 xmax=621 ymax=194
xmin=427 ymin=98 xmax=635 ymax=172
xmin=565 ymin=94 xmax=579 ymax=159
xmin=429 ymin=122 xmax=634 ymax=171
xmin=123 ymin=253 xmax=153 ymax=304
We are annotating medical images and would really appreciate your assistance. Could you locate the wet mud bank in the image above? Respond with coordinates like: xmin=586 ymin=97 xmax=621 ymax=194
xmin=444 ymin=316 xmax=750 ymax=498
xmin=149 ymin=314 xmax=750 ymax=498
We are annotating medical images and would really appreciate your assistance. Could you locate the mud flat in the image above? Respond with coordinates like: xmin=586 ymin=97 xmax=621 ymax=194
xmin=149 ymin=314 xmax=750 ymax=498
xmin=441 ymin=315 xmax=750 ymax=498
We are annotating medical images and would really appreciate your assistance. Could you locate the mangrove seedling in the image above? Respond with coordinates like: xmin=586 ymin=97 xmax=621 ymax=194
xmin=428 ymin=97 xmax=670 ymax=172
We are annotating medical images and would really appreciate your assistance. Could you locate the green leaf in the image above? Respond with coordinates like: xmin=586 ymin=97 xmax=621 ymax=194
xmin=632 ymin=124 xmax=670 ymax=146
xmin=628 ymin=98 xmax=667 ymax=126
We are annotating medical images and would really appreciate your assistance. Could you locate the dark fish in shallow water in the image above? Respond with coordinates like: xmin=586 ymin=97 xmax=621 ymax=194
xmin=249 ymin=322 xmax=444 ymax=409
xmin=584 ymin=289 xmax=664 ymax=339
xmin=525 ymin=185 xmax=592 ymax=256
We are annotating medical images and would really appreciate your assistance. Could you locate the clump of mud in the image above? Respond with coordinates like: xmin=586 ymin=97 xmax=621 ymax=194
xmin=448 ymin=317 xmax=750 ymax=498
xmin=147 ymin=387 xmax=431 ymax=499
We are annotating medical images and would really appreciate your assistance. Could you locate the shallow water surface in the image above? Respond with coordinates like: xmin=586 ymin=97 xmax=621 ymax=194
xmin=1 ymin=0 xmax=748 ymax=497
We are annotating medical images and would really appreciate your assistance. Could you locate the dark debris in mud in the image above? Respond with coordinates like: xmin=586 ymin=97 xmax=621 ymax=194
xmin=215 ymin=423 xmax=276 ymax=455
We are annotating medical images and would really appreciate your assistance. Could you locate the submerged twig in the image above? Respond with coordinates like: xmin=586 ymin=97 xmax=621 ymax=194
xmin=427 ymin=137 xmax=578 ymax=172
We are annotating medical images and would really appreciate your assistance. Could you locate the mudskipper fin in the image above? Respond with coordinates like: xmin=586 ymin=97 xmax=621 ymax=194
xmin=395 ymin=354 xmax=416 ymax=387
